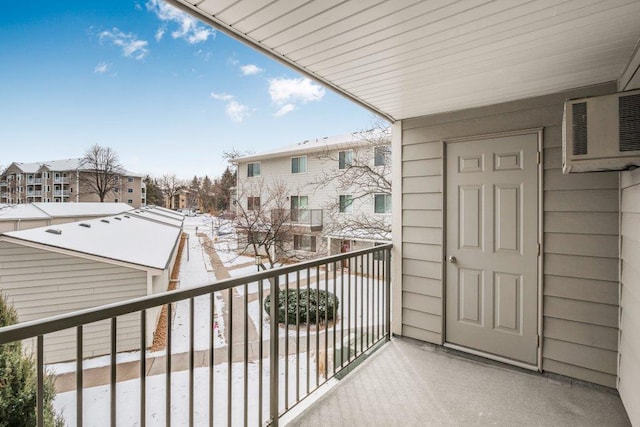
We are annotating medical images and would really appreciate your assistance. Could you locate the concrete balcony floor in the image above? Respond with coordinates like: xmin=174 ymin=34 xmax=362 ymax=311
xmin=290 ymin=337 xmax=630 ymax=426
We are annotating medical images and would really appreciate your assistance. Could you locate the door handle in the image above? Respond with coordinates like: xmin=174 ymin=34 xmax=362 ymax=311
xmin=447 ymin=256 xmax=457 ymax=264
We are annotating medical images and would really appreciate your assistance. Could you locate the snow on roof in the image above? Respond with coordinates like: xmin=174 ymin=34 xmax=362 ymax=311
xmin=0 ymin=203 xmax=133 ymax=221
xmin=141 ymin=205 xmax=186 ymax=220
xmin=35 ymin=202 xmax=133 ymax=217
xmin=127 ymin=209 xmax=184 ymax=228
xmin=9 ymin=158 xmax=142 ymax=176
xmin=3 ymin=215 xmax=181 ymax=270
xmin=0 ymin=204 xmax=50 ymax=220
xmin=234 ymin=128 xmax=390 ymax=163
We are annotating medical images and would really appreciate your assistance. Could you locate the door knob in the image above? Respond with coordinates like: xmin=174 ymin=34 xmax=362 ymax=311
xmin=447 ymin=256 xmax=457 ymax=264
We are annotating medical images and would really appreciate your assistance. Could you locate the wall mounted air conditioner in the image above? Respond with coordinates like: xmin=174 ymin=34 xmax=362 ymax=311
xmin=562 ymin=89 xmax=640 ymax=173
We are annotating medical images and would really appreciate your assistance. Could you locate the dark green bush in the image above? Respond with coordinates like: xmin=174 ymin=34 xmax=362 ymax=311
xmin=264 ymin=289 xmax=339 ymax=325
xmin=0 ymin=292 xmax=64 ymax=427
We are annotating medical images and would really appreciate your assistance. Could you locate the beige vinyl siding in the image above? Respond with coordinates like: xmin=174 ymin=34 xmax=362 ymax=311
xmin=400 ymin=82 xmax=620 ymax=387
xmin=619 ymin=169 xmax=640 ymax=426
xmin=0 ymin=241 xmax=147 ymax=363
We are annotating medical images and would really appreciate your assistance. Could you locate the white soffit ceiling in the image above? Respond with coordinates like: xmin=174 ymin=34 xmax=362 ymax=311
xmin=169 ymin=0 xmax=640 ymax=122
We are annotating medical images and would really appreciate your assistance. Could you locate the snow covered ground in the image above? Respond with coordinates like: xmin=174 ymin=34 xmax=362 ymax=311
xmin=51 ymin=214 xmax=384 ymax=425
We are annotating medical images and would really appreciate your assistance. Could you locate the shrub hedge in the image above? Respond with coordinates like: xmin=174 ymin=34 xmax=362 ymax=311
xmin=264 ymin=289 xmax=339 ymax=325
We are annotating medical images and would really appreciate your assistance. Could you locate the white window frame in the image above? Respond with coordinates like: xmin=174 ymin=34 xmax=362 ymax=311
xmin=247 ymin=196 xmax=260 ymax=211
xmin=339 ymin=194 xmax=353 ymax=213
xmin=338 ymin=150 xmax=353 ymax=169
xmin=374 ymin=145 xmax=391 ymax=166
xmin=247 ymin=162 xmax=261 ymax=178
xmin=291 ymin=156 xmax=307 ymax=174
xmin=374 ymin=193 xmax=392 ymax=214
xmin=294 ymin=234 xmax=317 ymax=252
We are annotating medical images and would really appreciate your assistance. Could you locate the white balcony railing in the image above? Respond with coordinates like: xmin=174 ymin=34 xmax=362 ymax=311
xmin=0 ymin=244 xmax=392 ymax=426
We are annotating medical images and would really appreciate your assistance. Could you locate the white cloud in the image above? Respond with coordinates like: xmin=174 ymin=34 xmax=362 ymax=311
xmin=99 ymin=28 xmax=149 ymax=60
xmin=94 ymin=62 xmax=110 ymax=74
xmin=211 ymin=92 xmax=250 ymax=123
xmin=211 ymin=92 xmax=234 ymax=102
xmin=226 ymin=101 xmax=250 ymax=123
xmin=240 ymin=64 xmax=263 ymax=76
xmin=274 ymin=103 xmax=295 ymax=117
xmin=155 ymin=27 xmax=165 ymax=42
xmin=146 ymin=0 xmax=215 ymax=44
xmin=268 ymin=77 xmax=325 ymax=116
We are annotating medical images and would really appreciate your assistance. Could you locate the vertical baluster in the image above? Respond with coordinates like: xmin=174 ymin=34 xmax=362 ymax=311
xmin=77 ymin=326 xmax=83 ymax=427
xmin=284 ymin=274 xmax=289 ymax=410
xmin=189 ymin=298 xmax=195 ymax=427
xmin=295 ymin=270 xmax=300 ymax=403
xmin=347 ymin=258 xmax=352 ymax=364
xmin=324 ymin=263 xmax=329 ymax=382
xmin=306 ymin=268 xmax=310 ymax=395
xmin=315 ymin=265 xmax=320 ymax=387
xmin=354 ymin=254 xmax=359 ymax=358
xmin=111 ymin=317 xmax=117 ymax=427
xmin=376 ymin=250 xmax=380 ymax=341
xmin=386 ymin=248 xmax=391 ymax=340
xmin=244 ymin=283 xmax=248 ymax=427
xmin=366 ymin=252 xmax=370 ymax=349
xmin=332 ymin=261 xmax=337 ymax=376
xmin=258 ymin=280 xmax=263 ymax=427
xmin=166 ymin=303 xmax=172 ymax=427
xmin=37 ymin=335 xmax=44 ymax=427
xmin=269 ymin=275 xmax=280 ymax=426
xmin=360 ymin=255 xmax=365 ymax=354
xmin=141 ymin=310 xmax=146 ymax=427
xmin=340 ymin=261 xmax=345 ymax=370
xmin=209 ymin=292 xmax=215 ymax=427
xmin=227 ymin=287 xmax=233 ymax=427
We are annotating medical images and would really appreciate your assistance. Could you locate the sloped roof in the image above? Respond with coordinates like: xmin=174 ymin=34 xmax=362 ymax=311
xmin=234 ymin=128 xmax=390 ymax=163
xmin=0 ymin=202 xmax=133 ymax=221
xmin=2 ymin=214 xmax=181 ymax=270
xmin=34 ymin=202 xmax=133 ymax=217
xmin=128 ymin=208 xmax=184 ymax=228
xmin=8 ymin=158 xmax=142 ymax=177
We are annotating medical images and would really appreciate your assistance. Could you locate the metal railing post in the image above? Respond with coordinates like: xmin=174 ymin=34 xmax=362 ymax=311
xmin=269 ymin=275 xmax=280 ymax=426
xmin=385 ymin=247 xmax=392 ymax=341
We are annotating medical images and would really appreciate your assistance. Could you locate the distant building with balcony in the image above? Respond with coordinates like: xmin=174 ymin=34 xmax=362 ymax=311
xmin=233 ymin=131 xmax=391 ymax=260
xmin=0 ymin=158 xmax=145 ymax=207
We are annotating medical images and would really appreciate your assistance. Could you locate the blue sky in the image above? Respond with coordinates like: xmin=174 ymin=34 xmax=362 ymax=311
xmin=0 ymin=1 xmax=376 ymax=180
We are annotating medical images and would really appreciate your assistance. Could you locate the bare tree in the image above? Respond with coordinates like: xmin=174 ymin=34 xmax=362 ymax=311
xmin=234 ymin=179 xmax=314 ymax=268
xmin=314 ymin=119 xmax=392 ymax=240
xmin=79 ymin=144 xmax=124 ymax=202
xmin=160 ymin=174 xmax=182 ymax=209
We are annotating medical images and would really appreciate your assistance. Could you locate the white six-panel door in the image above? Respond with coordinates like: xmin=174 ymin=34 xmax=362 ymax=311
xmin=446 ymin=133 xmax=539 ymax=365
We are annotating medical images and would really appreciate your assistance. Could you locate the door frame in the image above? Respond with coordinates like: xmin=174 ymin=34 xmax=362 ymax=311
xmin=441 ymin=128 xmax=544 ymax=372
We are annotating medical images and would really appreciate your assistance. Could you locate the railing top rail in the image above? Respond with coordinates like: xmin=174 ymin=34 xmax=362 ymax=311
xmin=0 ymin=243 xmax=392 ymax=344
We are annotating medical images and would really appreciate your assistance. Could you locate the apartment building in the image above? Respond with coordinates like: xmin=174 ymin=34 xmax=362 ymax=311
xmin=233 ymin=130 xmax=391 ymax=260
xmin=0 ymin=158 xmax=146 ymax=207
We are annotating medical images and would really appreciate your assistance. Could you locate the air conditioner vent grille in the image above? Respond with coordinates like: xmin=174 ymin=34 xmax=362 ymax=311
xmin=572 ymin=102 xmax=588 ymax=155
xmin=619 ymin=94 xmax=640 ymax=152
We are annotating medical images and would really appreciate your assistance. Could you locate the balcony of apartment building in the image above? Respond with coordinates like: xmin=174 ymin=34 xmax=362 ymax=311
xmin=26 ymin=190 xmax=43 ymax=197
xmin=270 ymin=208 xmax=323 ymax=232
xmin=53 ymin=177 xmax=70 ymax=184
xmin=53 ymin=189 xmax=70 ymax=197
xmin=0 ymin=243 xmax=629 ymax=426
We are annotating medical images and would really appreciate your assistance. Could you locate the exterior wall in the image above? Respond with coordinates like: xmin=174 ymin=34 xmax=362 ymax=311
xmin=619 ymin=169 xmax=640 ymax=425
xmin=0 ymin=241 xmax=148 ymax=363
xmin=0 ymin=219 xmax=50 ymax=233
xmin=236 ymin=144 xmax=392 ymax=257
xmin=1 ymin=167 xmax=143 ymax=207
xmin=399 ymin=83 xmax=620 ymax=387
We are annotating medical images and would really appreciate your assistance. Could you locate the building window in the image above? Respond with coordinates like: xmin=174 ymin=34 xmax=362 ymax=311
xmin=294 ymin=235 xmax=317 ymax=252
xmin=373 ymin=242 xmax=386 ymax=261
xmin=128 ymin=188 xmax=133 ymax=193
xmin=374 ymin=193 xmax=392 ymax=214
xmin=291 ymin=156 xmax=307 ymax=174
xmin=338 ymin=150 xmax=353 ymax=169
xmin=339 ymin=195 xmax=353 ymax=213
xmin=247 ymin=196 xmax=260 ymax=211
xmin=374 ymin=145 xmax=391 ymax=166
xmin=128 ymin=177 xmax=134 ymax=182
xmin=114 ymin=198 xmax=118 ymax=202
xmin=114 ymin=188 xmax=120 ymax=193
xmin=247 ymin=162 xmax=261 ymax=177
xmin=128 ymin=199 xmax=133 ymax=204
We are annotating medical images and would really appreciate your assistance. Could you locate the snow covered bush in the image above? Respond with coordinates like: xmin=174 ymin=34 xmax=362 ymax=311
xmin=0 ymin=292 xmax=64 ymax=427
xmin=264 ymin=289 xmax=339 ymax=325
